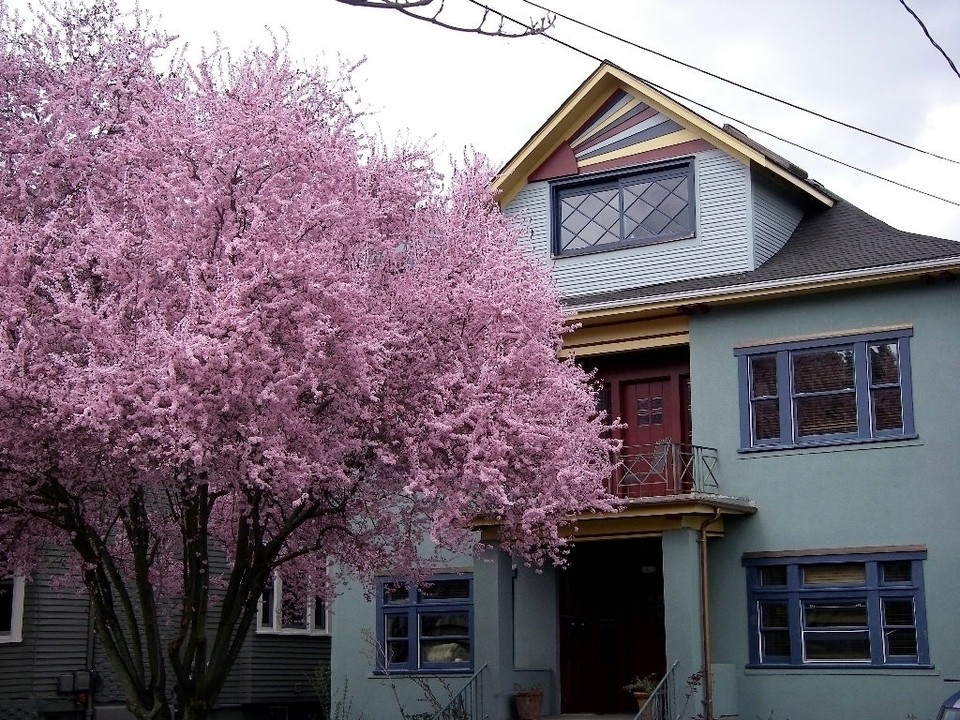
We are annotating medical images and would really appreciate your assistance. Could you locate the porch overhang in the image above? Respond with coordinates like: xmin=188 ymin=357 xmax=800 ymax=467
xmin=476 ymin=494 xmax=756 ymax=543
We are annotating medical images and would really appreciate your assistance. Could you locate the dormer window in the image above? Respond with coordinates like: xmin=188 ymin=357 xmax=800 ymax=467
xmin=552 ymin=160 xmax=695 ymax=257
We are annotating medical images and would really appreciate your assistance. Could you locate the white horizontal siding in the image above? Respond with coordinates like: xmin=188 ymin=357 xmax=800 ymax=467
xmin=753 ymin=175 xmax=804 ymax=266
xmin=503 ymin=149 xmax=752 ymax=299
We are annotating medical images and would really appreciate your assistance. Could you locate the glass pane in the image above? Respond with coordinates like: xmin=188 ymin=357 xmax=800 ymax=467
xmin=0 ymin=582 xmax=12 ymax=633
xmin=793 ymin=349 xmax=854 ymax=393
xmin=872 ymin=387 xmax=903 ymax=432
xmin=387 ymin=640 xmax=409 ymax=664
xmin=881 ymin=561 xmax=912 ymax=584
xmin=753 ymin=398 xmax=780 ymax=440
xmin=885 ymin=628 xmax=918 ymax=657
xmin=760 ymin=601 xmax=789 ymax=627
xmin=314 ymin=598 xmax=327 ymax=631
xmin=750 ymin=356 xmax=778 ymax=397
xmin=260 ymin=587 xmax=273 ymax=628
xmin=281 ymin=595 xmax=306 ymax=629
xmin=804 ymin=631 xmax=871 ymax=660
xmin=384 ymin=583 xmax=409 ymax=604
xmin=421 ymin=613 xmax=469 ymax=637
xmin=761 ymin=630 xmax=791 ymax=658
xmin=651 ymin=396 xmax=663 ymax=425
xmin=421 ymin=640 xmax=470 ymax=664
xmin=421 ymin=579 xmax=470 ymax=601
xmin=637 ymin=398 xmax=650 ymax=427
xmin=869 ymin=343 xmax=900 ymax=385
xmin=386 ymin=615 xmax=408 ymax=638
xmin=804 ymin=602 xmax=867 ymax=627
xmin=795 ymin=393 xmax=857 ymax=436
xmin=883 ymin=599 xmax=915 ymax=626
xmin=804 ymin=563 xmax=866 ymax=586
xmin=760 ymin=566 xmax=788 ymax=587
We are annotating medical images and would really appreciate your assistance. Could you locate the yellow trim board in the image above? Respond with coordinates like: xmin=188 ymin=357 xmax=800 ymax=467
xmin=577 ymin=129 xmax=701 ymax=168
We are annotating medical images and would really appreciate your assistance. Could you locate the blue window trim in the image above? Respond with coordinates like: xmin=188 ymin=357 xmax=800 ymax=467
xmin=735 ymin=329 xmax=916 ymax=451
xmin=375 ymin=573 xmax=473 ymax=675
xmin=550 ymin=160 xmax=696 ymax=258
xmin=743 ymin=550 xmax=930 ymax=669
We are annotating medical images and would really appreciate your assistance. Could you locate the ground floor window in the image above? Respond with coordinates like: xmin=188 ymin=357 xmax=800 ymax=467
xmin=744 ymin=548 xmax=928 ymax=667
xmin=0 ymin=577 xmax=25 ymax=643
xmin=376 ymin=573 xmax=472 ymax=673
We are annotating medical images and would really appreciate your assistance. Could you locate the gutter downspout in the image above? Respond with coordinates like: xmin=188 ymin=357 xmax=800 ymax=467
xmin=698 ymin=508 xmax=721 ymax=720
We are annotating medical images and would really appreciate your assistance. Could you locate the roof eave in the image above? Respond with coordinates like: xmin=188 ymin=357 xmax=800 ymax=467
xmin=567 ymin=256 xmax=960 ymax=320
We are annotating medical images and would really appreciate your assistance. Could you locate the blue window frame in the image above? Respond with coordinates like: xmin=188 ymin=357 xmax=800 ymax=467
xmin=376 ymin=574 xmax=473 ymax=674
xmin=735 ymin=329 xmax=915 ymax=450
xmin=552 ymin=161 xmax=695 ymax=257
xmin=744 ymin=549 xmax=929 ymax=668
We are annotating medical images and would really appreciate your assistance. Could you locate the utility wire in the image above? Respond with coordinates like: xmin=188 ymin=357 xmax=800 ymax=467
xmin=519 ymin=0 xmax=960 ymax=165
xmin=466 ymin=0 xmax=960 ymax=208
xmin=898 ymin=0 xmax=960 ymax=81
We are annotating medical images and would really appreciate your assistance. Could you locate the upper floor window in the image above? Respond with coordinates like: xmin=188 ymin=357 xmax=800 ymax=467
xmin=0 ymin=577 xmax=25 ymax=643
xmin=744 ymin=549 xmax=929 ymax=668
xmin=257 ymin=576 xmax=330 ymax=636
xmin=376 ymin=573 xmax=472 ymax=674
xmin=552 ymin=161 xmax=695 ymax=257
xmin=735 ymin=329 xmax=915 ymax=450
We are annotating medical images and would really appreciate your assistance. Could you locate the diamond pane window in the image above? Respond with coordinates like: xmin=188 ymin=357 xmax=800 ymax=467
xmin=553 ymin=162 xmax=694 ymax=256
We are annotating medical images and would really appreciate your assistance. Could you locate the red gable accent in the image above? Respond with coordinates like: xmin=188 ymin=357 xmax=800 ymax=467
xmin=528 ymin=141 xmax=578 ymax=183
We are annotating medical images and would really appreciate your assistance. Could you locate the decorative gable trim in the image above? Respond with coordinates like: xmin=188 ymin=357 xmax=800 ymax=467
xmin=496 ymin=61 xmax=835 ymax=208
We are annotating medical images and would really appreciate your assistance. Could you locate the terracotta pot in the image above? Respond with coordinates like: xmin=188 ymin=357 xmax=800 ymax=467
xmin=633 ymin=690 xmax=651 ymax=709
xmin=513 ymin=689 xmax=544 ymax=720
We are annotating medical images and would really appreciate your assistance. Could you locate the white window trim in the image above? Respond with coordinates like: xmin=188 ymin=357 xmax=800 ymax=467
xmin=0 ymin=577 xmax=25 ymax=644
xmin=256 ymin=577 xmax=331 ymax=636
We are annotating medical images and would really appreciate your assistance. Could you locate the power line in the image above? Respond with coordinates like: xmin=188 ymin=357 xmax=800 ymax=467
xmin=898 ymin=0 xmax=960 ymax=81
xmin=464 ymin=0 xmax=960 ymax=208
xmin=518 ymin=0 xmax=960 ymax=165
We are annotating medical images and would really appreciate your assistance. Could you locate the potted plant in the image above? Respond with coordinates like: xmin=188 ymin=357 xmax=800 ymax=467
xmin=623 ymin=673 xmax=659 ymax=710
xmin=512 ymin=684 xmax=544 ymax=720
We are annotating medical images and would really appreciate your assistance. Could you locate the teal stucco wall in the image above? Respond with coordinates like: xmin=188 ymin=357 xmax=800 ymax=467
xmin=689 ymin=281 xmax=960 ymax=720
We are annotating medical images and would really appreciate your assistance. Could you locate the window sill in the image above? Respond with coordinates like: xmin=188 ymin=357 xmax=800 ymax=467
xmin=371 ymin=669 xmax=474 ymax=678
xmin=738 ymin=434 xmax=920 ymax=455
xmin=745 ymin=664 xmax=935 ymax=674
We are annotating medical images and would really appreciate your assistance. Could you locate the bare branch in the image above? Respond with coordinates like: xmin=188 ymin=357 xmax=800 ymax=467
xmin=333 ymin=0 xmax=554 ymax=37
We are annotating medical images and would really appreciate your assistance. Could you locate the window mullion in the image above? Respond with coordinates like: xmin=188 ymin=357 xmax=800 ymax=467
xmin=853 ymin=342 xmax=872 ymax=438
xmin=776 ymin=351 xmax=793 ymax=444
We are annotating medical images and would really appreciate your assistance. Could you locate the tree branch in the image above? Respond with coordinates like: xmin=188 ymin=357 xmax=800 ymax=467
xmin=333 ymin=0 xmax=553 ymax=37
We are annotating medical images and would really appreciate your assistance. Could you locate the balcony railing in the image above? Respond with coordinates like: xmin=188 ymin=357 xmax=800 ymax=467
xmin=612 ymin=441 xmax=719 ymax=498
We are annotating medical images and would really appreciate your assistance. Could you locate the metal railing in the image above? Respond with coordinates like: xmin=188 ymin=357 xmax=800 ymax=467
xmin=612 ymin=441 xmax=719 ymax=498
xmin=634 ymin=660 xmax=678 ymax=720
xmin=430 ymin=663 xmax=487 ymax=720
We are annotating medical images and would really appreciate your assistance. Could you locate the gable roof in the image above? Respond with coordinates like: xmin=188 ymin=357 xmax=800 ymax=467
xmin=493 ymin=61 xmax=835 ymax=207
xmin=566 ymin=198 xmax=960 ymax=314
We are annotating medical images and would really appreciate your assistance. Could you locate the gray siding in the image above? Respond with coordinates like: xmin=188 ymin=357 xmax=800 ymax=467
xmin=504 ymin=149 xmax=752 ymax=299
xmin=752 ymin=174 xmax=804 ymax=266
xmin=0 ymin=560 xmax=91 ymax=719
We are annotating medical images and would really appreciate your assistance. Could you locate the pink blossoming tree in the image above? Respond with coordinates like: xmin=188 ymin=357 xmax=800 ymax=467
xmin=0 ymin=3 xmax=614 ymax=719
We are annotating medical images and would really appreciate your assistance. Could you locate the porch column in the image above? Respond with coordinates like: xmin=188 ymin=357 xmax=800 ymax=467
xmin=474 ymin=543 xmax=514 ymax=720
xmin=662 ymin=528 xmax=705 ymax=716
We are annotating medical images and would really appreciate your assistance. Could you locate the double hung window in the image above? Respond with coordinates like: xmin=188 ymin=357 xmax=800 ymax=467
xmin=552 ymin=161 xmax=695 ymax=256
xmin=736 ymin=329 xmax=914 ymax=449
xmin=744 ymin=550 xmax=928 ymax=667
xmin=376 ymin=574 xmax=472 ymax=673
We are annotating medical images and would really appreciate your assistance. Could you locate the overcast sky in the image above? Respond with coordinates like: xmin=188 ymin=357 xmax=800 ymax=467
xmin=34 ymin=0 xmax=960 ymax=239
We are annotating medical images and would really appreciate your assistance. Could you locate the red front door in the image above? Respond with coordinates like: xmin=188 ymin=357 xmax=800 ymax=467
xmin=619 ymin=379 xmax=677 ymax=496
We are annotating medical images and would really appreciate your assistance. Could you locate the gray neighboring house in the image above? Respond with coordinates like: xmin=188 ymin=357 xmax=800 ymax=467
xmin=0 ymin=561 xmax=331 ymax=719
xmin=331 ymin=62 xmax=960 ymax=720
